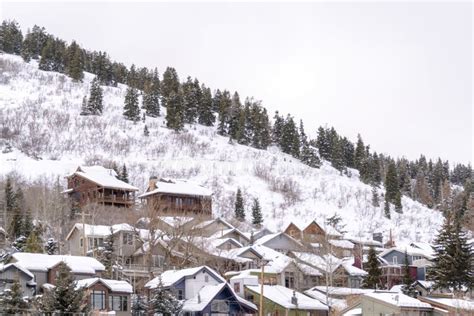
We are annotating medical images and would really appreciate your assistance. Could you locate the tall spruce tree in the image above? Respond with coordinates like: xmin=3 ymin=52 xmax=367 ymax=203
xmin=165 ymin=90 xmax=184 ymax=131
xmin=280 ymin=115 xmax=300 ymax=158
xmin=87 ymin=77 xmax=103 ymax=115
xmin=251 ymin=198 xmax=263 ymax=226
xmin=234 ymin=188 xmax=245 ymax=221
xmin=197 ymin=85 xmax=215 ymax=126
xmin=148 ymin=276 xmax=183 ymax=315
xmin=427 ymin=214 xmax=473 ymax=292
xmin=362 ymin=247 xmax=382 ymax=289
xmin=0 ymin=280 xmax=28 ymax=314
xmin=123 ymin=86 xmax=140 ymax=122
xmin=100 ymin=227 xmax=115 ymax=279
xmin=43 ymin=262 xmax=86 ymax=314
xmin=161 ymin=67 xmax=180 ymax=108
xmin=401 ymin=250 xmax=416 ymax=297
xmin=120 ymin=164 xmax=129 ymax=183
xmin=0 ymin=20 xmax=23 ymax=54
xmin=142 ymin=68 xmax=160 ymax=117
xmin=315 ymin=126 xmax=330 ymax=160
xmin=385 ymin=161 xmax=400 ymax=210
xmin=65 ymin=41 xmax=84 ymax=81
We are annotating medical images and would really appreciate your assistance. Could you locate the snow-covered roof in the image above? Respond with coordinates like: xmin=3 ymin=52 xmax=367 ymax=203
xmin=193 ymin=217 xmax=234 ymax=230
xmin=421 ymin=297 xmax=474 ymax=311
xmin=246 ymin=285 xmax=328 ymax=311
xmin=341 ymin=258 xmax=367 ymax=276
xmin=415 ymin=280 xmax=434 ymax=289
xmin=329 ymin=239 xmax=355 ymax=250
xmin=66 ymin=223 xmax=150 ymax=242
xmin=182 ymin=283 xmax=257 ymax=312
xmin=304 ymin=288 xmax=347 ymax=309
xmin=311 ymin=286 xmax=375 ymax=296
xmin=306 ymin=219 xmax=342 ymax=237
xmin=292 ymin=251 xmax=341 ymax=273
xmin=138 ymin=179 xmax=212 ymax=198
xmin=364 ymin=292 xmax=432 ymax=309
xmin=70 ymin=166 xmax=139 ymax=191
xmin=0 ymin=262 xmax=35 ymax=280
xmin=158 ymin=216 xmax=195 ymax=228
xmin=294 ymin=262 xmax=323 ymax=276
xmin=254 ymin=232 xmax=302 ymax=247
xmin=379 ymin=245 xmax=434 ymax=260
xmin=145 ymin=266 xmax=225 ymax=289
xmin=75 ymin=278 xmax=133 ymax=293
xmin=342 ymin=307 xmax=362 ymax=316
xmin=12 ymin=253 xmax=105 ymax=274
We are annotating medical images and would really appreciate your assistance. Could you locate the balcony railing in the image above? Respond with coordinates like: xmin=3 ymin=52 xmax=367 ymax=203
xmin=121 ymin=264 xmax=162 ymax=273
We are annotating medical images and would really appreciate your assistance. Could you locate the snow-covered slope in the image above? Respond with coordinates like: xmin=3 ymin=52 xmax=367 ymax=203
xmin=0 ymin=54 xmax=444 ymax=243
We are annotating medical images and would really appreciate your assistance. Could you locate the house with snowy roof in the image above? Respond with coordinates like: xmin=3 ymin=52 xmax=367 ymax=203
xmin=290 ymin=252 xmax=367 ymax=288
xmin=284 ymin=219 xmax=343 ymax=244
xmin=418 ymin=296 xmax=474 ymax=315
xmin=145 ymin=265 xmax=257 ymax=315
xmin=65 ymin=166 xmax=139 ymax=208
xmin=361 ymin=291 xmax=433 ymax=315
xmin=138 ymin=177 xmax=212 ymax=218
xmin=75 ymin=277 xmax=133 ymax=316
xmin=9 ymin=252 xmax=105 ymax=291
xmin=253 ymin=232 xmax=305 ymax=253
xmin=0 ymin=262 xmax=36 ymax=297
xmin=192 ymin=217 xmax=235 ymax=237
xmin=226 ymin=245 xmax=324 ymax=291
xmin=245 ymin=284 xmax=329 ymax=316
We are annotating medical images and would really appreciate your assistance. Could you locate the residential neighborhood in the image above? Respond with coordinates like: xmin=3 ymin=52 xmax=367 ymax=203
xmin=0 ymin=165 xmax=472 ymax=315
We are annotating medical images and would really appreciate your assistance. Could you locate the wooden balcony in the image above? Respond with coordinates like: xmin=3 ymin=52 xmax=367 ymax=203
xmin=97 ymin=195 xmax=135 ymax=206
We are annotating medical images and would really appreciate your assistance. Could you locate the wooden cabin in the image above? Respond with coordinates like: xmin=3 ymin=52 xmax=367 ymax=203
xmin=138 ymin=177 xmax=212 ymax=218
xmin=65 ymin=166 xmax=139 ymax=208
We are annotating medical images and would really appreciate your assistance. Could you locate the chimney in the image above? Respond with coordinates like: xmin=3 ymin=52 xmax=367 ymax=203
xmin=149 ymin=176 xmax=158 ymax=191
xmin=373 ymin=232 xmax=383 ymax=244
xmin=291 ymin=291 xmax=298 ymax=306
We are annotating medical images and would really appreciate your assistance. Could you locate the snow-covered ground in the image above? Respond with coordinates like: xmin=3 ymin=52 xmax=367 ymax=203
xmin=0 ymin=53 xmax=444 ymax=243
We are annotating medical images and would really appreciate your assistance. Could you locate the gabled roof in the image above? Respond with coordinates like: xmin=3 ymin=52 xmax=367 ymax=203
xmin=254 ymin=232 xmax=303 ymax=248
xmin=246 ymin=285 xmax=329 ymax=311
xmin=304 ymin=219 xmax=342 ymax=238
xmin=182 ymin=283 xmax=257 ymax=312
xmin=364 ymin=292 xmax=432 ymax=309
xmin=138 ymin=178 xmax=212 ymax=198
xmin=70 ymin=166 xmax=139 ymax=191
xmin=11 ymin=252 xmax=105 ymax=274
xmin=0 ymin=262 xmax=35 ymax=280
xmin=66 ymin=223 xmax=149 ymax=241
xmin=310 ymin=286 xmax=375 ymax=297
xmin=145 ymin=265 xmax=225 ymax=289
xmin=209 ymin=228 xmax=250 ymax=241
xmin=193 ymin=217 xmax=234 ymax=230
xmin=419 ymin=297 xmax=474 ymax=311
xmin=379 ymin=245 xmax=434 ymax=260
xmin=75 ymin=278 xmax=133 ymax=293
xmin=157 ymin=216 xmax=195 ymax=228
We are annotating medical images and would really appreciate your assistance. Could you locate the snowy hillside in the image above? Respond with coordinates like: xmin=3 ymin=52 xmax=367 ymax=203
xmin=0 ymin=53 xmax=444 ymax=243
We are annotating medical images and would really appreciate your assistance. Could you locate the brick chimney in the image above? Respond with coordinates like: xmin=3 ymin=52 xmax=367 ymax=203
xmin=149 ymin=176 xmax=158 ymax=191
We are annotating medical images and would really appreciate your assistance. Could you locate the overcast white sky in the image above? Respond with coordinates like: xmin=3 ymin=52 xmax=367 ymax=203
xmin=1 ymin=1 xmax=472 ymax=164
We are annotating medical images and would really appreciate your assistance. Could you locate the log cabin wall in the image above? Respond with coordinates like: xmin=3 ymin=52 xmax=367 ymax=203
xmin=143 ymin=193 xmax=212 ymax=218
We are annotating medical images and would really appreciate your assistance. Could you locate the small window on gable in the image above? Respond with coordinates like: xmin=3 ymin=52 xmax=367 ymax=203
xmin=205 ymin=275 xmax=209 ymax=282
xmin=393 ymin=256 xmax=398 ymax=265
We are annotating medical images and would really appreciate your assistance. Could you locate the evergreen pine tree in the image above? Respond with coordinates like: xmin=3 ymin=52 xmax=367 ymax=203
xmin=45 ymin=238 xmax=58 ymax=255
xmin=160 ymin=67 xmax=180 ymax=107
xmin=149 ymin=276 xmax=183 ymax=315
xmin=66 ymin=41 xmax=84 ymax=81
xmin=427 ymin=214 xmax=473 ymax=292
xmin=144 ymin=125 xmax=150 ymax=137
xmin=280 ymin=115 xmax=300 ymax=158
xmin=362 ymin=247 xmax=382 ymax=289
xmin=315 ymin=126 xmax=330 ymax=160
xmin=165 ymin=90 xmax=184 ymax=131
xmin=88 ymin=77 xmax=103 ymax=115
xmin=120 ymin=164 xmax=129 ymax=183
xmin=182 ymin=77 xmax=200 ymax=124
xmin=0 ymin=280 xmax=28 ymax=314
xmin=131 ymin=295 xmax=148 ymax=316
xmin=394 ymin=191 xmax=403 ymax=213
xmin=4 ymin=177 xmax=16 ymax=214
xmin=371 ymin=185 xmax=380 ymax=207
xmin=100 ymin=227 xmax=115 ymax=279
xmin=25 ymin=229 xmax=43 ymax=253
xmin=272 ymin=111 xmax=284 ymax=144
xmin=123 ymin=87 xmax=140 ymax=122
xmin=197 ymin=85 xmax=215 ymax=126
xmin=385 ymin=161 xmax=400 ymax=208
xmin=43 ymin=262 xmax=86 ymax=313
xmin=142 ymin=68 xmax=160 ymax=117
xmin=354 ymin=134 xmax=366 ymax=170
xmin=401 ymin=250 xmax=416 ymax=297
xmin=384 ymin=199 xmax=391 ymax=219
xmin=0 ymin=20 xmax=23 ymax=54
xmin=251 ymin=198 xmax=263 ymax=226
xmin=234 ymin=188 xmax=245 ymax=221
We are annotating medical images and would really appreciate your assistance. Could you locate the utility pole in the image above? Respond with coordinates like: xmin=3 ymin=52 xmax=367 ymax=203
xmin=81 ymin=206 xmax=92 ymax=256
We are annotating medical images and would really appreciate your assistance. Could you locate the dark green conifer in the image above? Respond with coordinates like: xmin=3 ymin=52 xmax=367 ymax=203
xmin=123 ymin=86 xmax=140 ymax=121
xmin=251 ymin=198 xmax=263 ymax=226
xmin=362 ymin=247 xmax=382 ymax=289
xmin=234 ymin=188 xmax=245 ymax=221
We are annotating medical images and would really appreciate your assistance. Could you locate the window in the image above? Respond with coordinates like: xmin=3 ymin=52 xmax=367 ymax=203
xmin=109 ymin=295 xmax=128 ymax=312
xmin=284 ymin=272 xmax=295 ymax=288
xmin=91 ymin=290 xmax=105 ymax=310
xmin=123 ymin=233 xmax=133 ymax=245
xmin=234 ymin=282 xmax=240 ymax=293
xmin=211 ymin=300 xmax=229 ymax=313
xmin=176 ymin=289 xmax=184 ymax=300
xmin=152 ymin=255 xmax=164 ymax=267
xmin=392 ymin=256 xmax=398 ymax=265
xmin=80 ymin=238 xmax=83 ymax=247
xmin=412 ymin=255 xmax=422 ymax=261
xmin=205 ymin=275 xmax=209 ymax=283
